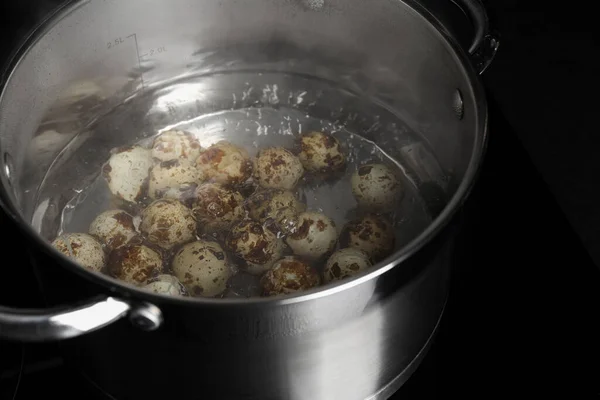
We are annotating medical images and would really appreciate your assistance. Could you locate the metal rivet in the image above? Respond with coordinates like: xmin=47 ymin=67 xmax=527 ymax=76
xmin=128 ymin=303 xmax=163 ymax=331
xmin=3 ymin=153 xmax=13 ymax=181
xmin=452 ymin=89 xmax=464 ymax=120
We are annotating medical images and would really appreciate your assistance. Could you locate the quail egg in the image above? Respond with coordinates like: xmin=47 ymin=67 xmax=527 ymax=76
xmin=107 ymin=244 xmax=163 ymax=285
xmin=143 ymin=274 xmax=188 ymax=296
xmin=254 ymin=147 xmax=304 ymax=190
xmin=191 ymin=183 xmax=245 ymax=233
xmin=171 ymin=240 xmax=232 ymax=297
xmin=159 ymin=186 xmax=198 ymax=208
xmin=261 ymin=256 xmax=320 ymax=297
xmin=324 ymin=248 xmax=373 ymax=283
xmin=140 ymin=199 xmax=196 ymax=250
xmin=195 ymin=140 xmax=253 ymax=186
xmin=244 ymin=189 xmax=306 ymax=234
xmin=89 ymin=209 xmax=139 ymax=251
xmin=285 ymin=211 xmax=337 ymax=260
xmin=226 ymin=219 xmax=285 ymax=275
xmin=152 ymin=130 xmax=202 ymax=162
xmin=351 ymin=163 xmax=403 ymax=211
xmin=148 ymin=159 xmax=204 ymax=200
xmin=51 ymin=233 xmax=106 ymax=272
xmin=102 ymin=146 xmax=153 ymax=203
xmin=298 ymin=131 xmax=346 ymax=173
xmin=340 ymin=214 xmax=395 ymax=262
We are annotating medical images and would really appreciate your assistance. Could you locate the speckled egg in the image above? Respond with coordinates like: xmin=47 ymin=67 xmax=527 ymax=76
xmin=159 ymin=186 xmax=198 ymax=208
xmin=51 ymin=233 xmax=106 ymax=272
xmin=298 ymin=131 xmax=346 ymax=173
xmin=107 ymin=244 xmax=163 ymax=285
xmin=324 ymin=248 xmax=373 ymax=283
xmin=226 ymin=219 xmax=285 ymax=275
xmin=340 ymin=214 xmax=396 ymax=262
xmin=195 ymin=140 xmax=253 ymax=186
xmin=102 ymin=146 xmax=153 ymax=203
xmin=140 ymin=199 xmax=196 ymax=250
xmin=148 ymin=159 xmax=204 ymax=199
xmin=143 ymin=274 xmax=188 ymax=296
xmin=171 ymin=240 xmax=232 ymax=297
xmin=244 ymin=189 xmax=306 ymax=234
xmin=152 ymin=130 xmax=201 ymax=162
xmin=191 ymin=183 xmax=245 ymax=233
xmin=285 ymin=211 xmax=337 ymax=260
xmin=351 ymin=163 xmax=403 ymax=211
xmin=261 ymin=256 xmax=320 ymax=297
xmin=254 ymin=147 xmax=304 ymax=190
xmin=89 ymin=209 xmax=139 ymax=251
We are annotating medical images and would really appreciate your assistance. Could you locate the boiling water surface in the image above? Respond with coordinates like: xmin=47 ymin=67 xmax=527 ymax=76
xmin=33 ymin=71 xmax=436 ymax=297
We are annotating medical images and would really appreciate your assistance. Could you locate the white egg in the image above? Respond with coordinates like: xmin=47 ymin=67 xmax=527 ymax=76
xmin=324 ymin=248 xmax=373 ymax=283
xmin=107 ymin=244 xmax=163 ymax=285
xmin=147 ymin=159 xmax=204 ymax=200
xmin=195 ymin=141 xmax=253 ymax=186
xmin=191 ymin=183 xmax=245 ymax=233
xmin=285 ymin=211 xmax=337 ymax=260
xmin=351 ymin=163 xmax=403 ymax=211
xmin=171 ymin=240 xmax=232 ymax=297
xmin=89 ymin=209 xmax=139 ymax=251
xmin=260 ymin=256 xmax=321 ymax=297
xmin=103 ymin=146 xmax=153 ymax=203
xmin=226 ymin=219 xmax=285 ymax=275
xmin=152 ymin=130 xmax=202 ymax=162
xmin=298 ymin=131 xmax=346 ymax=173
xmin=143 ymin=274 xmax=188 ymax=296
xmin=340 ymin=214 xmax=395 ymax=262
xmin=51 ymin=233 xmax=106 ymax=272
xmin=254 ymin=147 xmax=304 ymax=190
xmin=244 ymin=189 xmax=306 ymax=234
xmin=140 ymin=199 xmax=197 ymax=250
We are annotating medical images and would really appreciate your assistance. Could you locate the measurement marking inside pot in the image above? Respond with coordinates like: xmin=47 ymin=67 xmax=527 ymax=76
xmin=126 ymin=33 xmax=145 ymax=91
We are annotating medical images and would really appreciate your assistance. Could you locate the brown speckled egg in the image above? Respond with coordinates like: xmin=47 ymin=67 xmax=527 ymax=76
xmin=191 ymin=183 xmax=244 ymax=233
xmin=351 ymin=163 xmax=403 ymax=211
xmin=140 ymin=199 xmax=196 ymax=250
xmin=324 ymin=248 xmax=372 ymax=283
xmin=298 ymin=131 xmax=346 ymax=173
xmin=102 ymin=146 xmax=153 ymax=203
xmin=143 ymin=274 xmax=188 ymax=296
xmin=244 ymin=189 xmax=306 ymax=234
xmin=285 ymin=211 xmax=337 ymax=260
xmin=171 ymin=240 xmax=231 ymax=297
xmin=340 ymin=214 xmax=395 ymax=262
xmin=254 ymin=147 xmax=304 ymax=190
xmin=226 ymin=219 xmax=285 ymax=275
xmin=107 ymin=244 xmax=163 ymax=286
xmin=51 ymin=233 xmax=106 ymax=272
xmin=261 ymin=256 xmax=320 ymax=297
xmin=148 ymin=159 xmax=204 ymax=200
xmin=89 ymin=209 xmax=139 ymax=251
xmin=195 ymin=140 xmax=253 ymax=186
xmin=152 ymin=130 xmax=201 ymax=162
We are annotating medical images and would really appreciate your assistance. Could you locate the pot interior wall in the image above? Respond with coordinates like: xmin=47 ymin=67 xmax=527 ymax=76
xmin=0 ymin=0 xmax=479 ymax=232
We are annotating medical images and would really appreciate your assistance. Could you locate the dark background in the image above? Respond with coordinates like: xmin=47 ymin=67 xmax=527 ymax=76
xmin=1 ymin=0 xmax=599 ymax=399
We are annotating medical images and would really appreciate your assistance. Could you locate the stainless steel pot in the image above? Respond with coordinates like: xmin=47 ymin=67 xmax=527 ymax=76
xmin=0 ymin=0 xmax=497 ymax=398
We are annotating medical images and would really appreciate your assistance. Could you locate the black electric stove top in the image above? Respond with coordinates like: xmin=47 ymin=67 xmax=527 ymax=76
xmin=1 ymin=96 xmax=598 ymax=399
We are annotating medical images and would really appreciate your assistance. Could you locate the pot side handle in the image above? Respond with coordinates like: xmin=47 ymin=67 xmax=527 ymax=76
xmin=451 ymin=0 xmax=500 ymax=74
xmin=0 ymin=296 xmax=163 ymax=342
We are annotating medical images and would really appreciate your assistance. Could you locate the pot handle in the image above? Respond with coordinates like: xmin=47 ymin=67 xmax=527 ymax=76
xmin=451 ymin=0 xmax=500 ymax=74
xmin=0 ymin=296 xmax=163 ymax=342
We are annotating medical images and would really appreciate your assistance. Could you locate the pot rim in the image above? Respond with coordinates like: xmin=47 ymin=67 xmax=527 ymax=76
xmin=0 ymin=0 xmax=488 ymax=307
